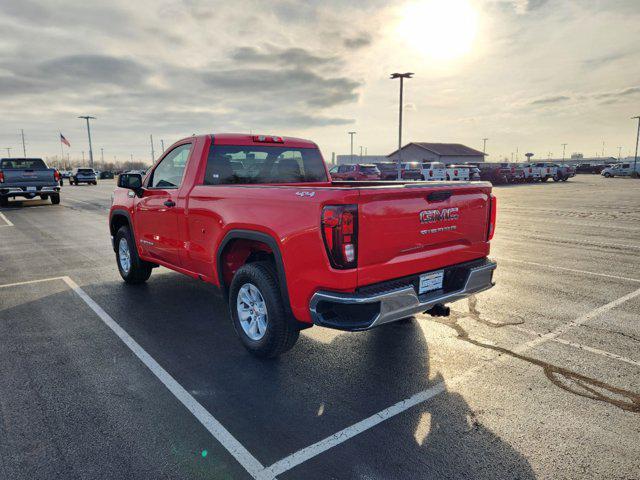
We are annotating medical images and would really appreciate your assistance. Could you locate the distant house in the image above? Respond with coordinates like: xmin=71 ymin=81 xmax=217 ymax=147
xmin=387 ymin=142 xmax=486 ymax=164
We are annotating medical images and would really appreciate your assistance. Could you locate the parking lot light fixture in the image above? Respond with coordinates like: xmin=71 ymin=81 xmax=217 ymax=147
xmin=390 ymin=72 xmax=414 ymax=180
xmin=78 ymin=116 xmax=96 ymax=169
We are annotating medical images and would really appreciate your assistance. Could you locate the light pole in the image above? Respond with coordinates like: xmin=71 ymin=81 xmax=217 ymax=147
xmin=482 ymin=138 xmax=488 ymax=155
xmin=359 ymin=146 xmax=363 ymax=158
xmin=561 ymin=143 xmax=567 ymax=163
xmin=617 ymin=146 xmax=623 ymax=161
xmin=20 ymin=129 xmax=26 ymax=157
xmin=632 ymin=116 xmax=640 ymax=174
xmin=5 ymin=147 xmax=11 ymax=157
xmin=78 ymin=116 xmax=96 ymax=168
xmin=391 ymin=72 xmax=414 ymax=179
xmin=348 ymin=131 xmax=356 ymax=163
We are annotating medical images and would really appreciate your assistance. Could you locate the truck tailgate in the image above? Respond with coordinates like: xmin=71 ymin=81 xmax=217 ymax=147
xmin=2 ymin=169 xmax=56 ymax=186
xmin=356 ymin=184 xmax=492 ymax=286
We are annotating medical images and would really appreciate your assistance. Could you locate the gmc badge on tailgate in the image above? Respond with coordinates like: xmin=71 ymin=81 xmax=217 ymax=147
xmin=419 ymin=207 xmax=459 ymax=224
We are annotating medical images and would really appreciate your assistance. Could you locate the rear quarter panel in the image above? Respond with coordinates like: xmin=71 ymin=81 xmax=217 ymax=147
xmin=184 ymin=185 xmax=359 ymax=322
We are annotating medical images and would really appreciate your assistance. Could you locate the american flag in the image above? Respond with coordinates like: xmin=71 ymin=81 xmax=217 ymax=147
xmin=60 ymin=133 xmax=70 ymax=147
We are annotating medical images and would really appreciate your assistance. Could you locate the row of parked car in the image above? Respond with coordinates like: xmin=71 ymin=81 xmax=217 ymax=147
xmin=329 ymin=161 xmax=575 ymax=184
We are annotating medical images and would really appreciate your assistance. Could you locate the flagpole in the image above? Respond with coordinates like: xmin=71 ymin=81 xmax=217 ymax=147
xmin=60 ymin=134 xmax=65 ymax=167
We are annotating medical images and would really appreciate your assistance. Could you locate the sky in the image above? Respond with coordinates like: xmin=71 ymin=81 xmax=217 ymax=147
xmin=1 ymin=0 xmax=639 ymax=164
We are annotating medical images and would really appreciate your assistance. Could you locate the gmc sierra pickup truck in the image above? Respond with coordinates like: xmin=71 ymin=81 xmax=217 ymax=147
xmin=109 ymin=134 xmax=497 ymax=357
xmin=0 ymin=158 xmax=61 ymax=206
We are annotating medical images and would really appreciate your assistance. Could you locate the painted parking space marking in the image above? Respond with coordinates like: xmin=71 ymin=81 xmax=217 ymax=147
xmin=258 ymin=286 xmax=640 ymax=479
xmin=495 ymin=257 xmax=640 ymax=283
xmin=0 ymin=276 xmax=270 ymax=480
xmin=0 ymin=212 xmax=14 ymax=227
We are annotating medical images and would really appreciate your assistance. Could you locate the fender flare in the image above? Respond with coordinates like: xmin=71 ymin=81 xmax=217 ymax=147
xmin=216 ymin=229 xmax=293 ymax=316
xmin=109 ymin=209 xmax=133 ymax=251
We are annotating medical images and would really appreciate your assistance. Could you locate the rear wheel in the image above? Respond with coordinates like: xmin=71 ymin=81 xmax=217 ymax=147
xmin=603 ymin=172 xmax=611 ymax=178
xmin=0 ymin=197 xmax=8 ymax=207
xmin=40 ymin=194 xmax=49 ymax=200
xmin=115 ymin=226 xmax=152 ymax=284
xmin=229 ymin=261 xmax=299 ymax=358
xmin=50 ymin=194 xmax=60 ymax=204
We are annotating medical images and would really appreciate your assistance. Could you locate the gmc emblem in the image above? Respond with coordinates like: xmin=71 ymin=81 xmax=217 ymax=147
xmin=419 ymin=207 xmax=459 ymax=224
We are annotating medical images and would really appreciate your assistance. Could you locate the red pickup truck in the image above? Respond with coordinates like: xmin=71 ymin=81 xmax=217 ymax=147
xmin=109 ymin=134 xmax=497 ymax=357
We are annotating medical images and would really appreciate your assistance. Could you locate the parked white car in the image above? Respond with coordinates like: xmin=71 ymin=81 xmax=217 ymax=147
xmin=420 ymin=162 xmax=447 ymax=181
xmin=533 ymin=162 xmax=558 ymax=182
xmin=601 ymin=163 xmax=640 ymax=177
xmin=519 ymin=163 xmax=541 ymax=182
xmin=446 ymin=165 xmax=471 ymax=181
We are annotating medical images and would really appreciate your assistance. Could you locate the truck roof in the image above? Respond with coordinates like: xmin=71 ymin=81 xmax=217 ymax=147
xmin=208 ymin=133 xmax=318 ymax=149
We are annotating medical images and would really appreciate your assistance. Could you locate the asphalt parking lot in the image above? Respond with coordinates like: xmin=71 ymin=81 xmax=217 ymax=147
xmin=1 ymin=175 xmax=639 ymax=479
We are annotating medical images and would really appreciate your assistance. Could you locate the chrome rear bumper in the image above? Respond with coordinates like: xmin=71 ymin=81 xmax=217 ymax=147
xmin=309 ymin=259 xmax=497 ymax=331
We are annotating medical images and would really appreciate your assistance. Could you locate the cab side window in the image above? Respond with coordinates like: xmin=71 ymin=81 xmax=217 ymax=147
xmin=149 ymin=144 xmax=192 ymax=188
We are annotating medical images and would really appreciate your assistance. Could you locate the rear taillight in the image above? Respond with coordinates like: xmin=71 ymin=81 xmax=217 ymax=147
xmin=454 ymin=169 xmax=459 ymax=176
xmin=54 ymin=170 xmax=60 ymax=182
xmin=487 ymin=194 xmax=497 ymax=240
xmin=429 ymin=170 xmax=433 ymax=177
xmin=0 ymin=171 xmax=4 ymax=183
xmin=321 ymin=205 xmax=358 ymax=269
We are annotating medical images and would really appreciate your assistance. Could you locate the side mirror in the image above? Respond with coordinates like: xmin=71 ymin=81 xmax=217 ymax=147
xmin=118 ymin=173 xmax=143 ymax=196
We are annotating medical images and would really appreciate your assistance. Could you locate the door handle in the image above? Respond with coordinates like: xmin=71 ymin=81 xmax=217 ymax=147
xmin=164 ymin=200 xmax=176 ymax=207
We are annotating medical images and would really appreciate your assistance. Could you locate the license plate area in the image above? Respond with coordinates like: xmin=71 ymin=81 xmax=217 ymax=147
xmin=26 ymin=186 xmax=36 ymax=192
xmin=419 ymin=270 xmax=444 ymax=294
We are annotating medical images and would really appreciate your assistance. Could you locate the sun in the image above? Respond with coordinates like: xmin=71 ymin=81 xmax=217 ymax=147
xmin=397 ymin=0 xmax=479 ymax=60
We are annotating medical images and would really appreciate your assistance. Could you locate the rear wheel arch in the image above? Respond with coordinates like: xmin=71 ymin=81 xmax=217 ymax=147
xmin=216 ymin=230 xmax=292 ymax=315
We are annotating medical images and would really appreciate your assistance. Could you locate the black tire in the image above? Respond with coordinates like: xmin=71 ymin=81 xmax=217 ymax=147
xmin=229 ymin=261 xmax=299 ymax=358
xmin=50 ymin=194 xmax=60 ymax=204
xmin=561 ymin=177 xmax=568 ymax=182
xmin=553 ymin=176 xmax=560 ymax=182
xmin=540 ymin=177 xmax=549 ymax=182
xmin=0 ymin=197 xmax=8 ymax=207
xmin=115 ymin=225 xmax=152 ymax=284
xmin=603 ymin=172 xmax=611 ymax=178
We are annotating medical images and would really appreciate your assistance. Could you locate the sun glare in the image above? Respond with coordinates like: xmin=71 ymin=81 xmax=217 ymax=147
xmin=397 ymin=0 xmax=479 ymax=60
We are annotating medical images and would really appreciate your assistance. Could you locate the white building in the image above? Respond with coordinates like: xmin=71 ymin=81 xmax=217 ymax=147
xmin=387 ymin=142 xmax=486 ymax=164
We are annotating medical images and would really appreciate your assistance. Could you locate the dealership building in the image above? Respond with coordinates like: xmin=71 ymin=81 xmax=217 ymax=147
xmin=387 ymin=142 xmax=486 ymax=164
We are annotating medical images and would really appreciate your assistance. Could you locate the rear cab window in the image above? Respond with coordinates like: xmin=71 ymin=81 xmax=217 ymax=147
xmin=204 ymin=145 xmax=328 ymax=184
xmin=1 ymin=159 xmax=47 ymax=169
xmin=359 ymin=165 xmax=379 ymax=174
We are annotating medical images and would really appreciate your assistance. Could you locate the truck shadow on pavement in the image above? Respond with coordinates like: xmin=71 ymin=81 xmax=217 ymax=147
xmin=76 ymin=272 xmax=537 ymax=479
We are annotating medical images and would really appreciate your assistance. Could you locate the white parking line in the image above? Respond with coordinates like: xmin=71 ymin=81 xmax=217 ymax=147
xmin=495 ymin=257 xmax=640 ymax=283
xmin=0 ymin=276 xmax=65 ymax=289
xmin=0 ymin=212 xmax=14 ymax=227
xmin=60 ymin=277 xmax=269 ymax=479
xmin=259 ymin=286 xmax=640 ymax=479
xmin=0 ymin=275 xmax=269 ymax=479
xmin=516 ymin=326 xmax=640 ymax=368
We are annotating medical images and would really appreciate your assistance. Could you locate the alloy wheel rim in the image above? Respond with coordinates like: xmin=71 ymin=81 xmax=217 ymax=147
xmin=118 ymin=237 xmax=131 ymax=274
xmin=237 ymin=283 xmax=268 ymax=341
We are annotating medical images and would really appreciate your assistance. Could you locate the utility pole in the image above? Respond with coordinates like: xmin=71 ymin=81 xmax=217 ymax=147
xmin=561 ymin=143 xmax=567 ymax=163
xmin=101 ymin=147 xmax=104 ymax=163
xmin=365 ymin=147 xmax=368 ymax=156
xmin=348 ymin=131 xmax=356 ymax=163
xmin=20 ymin=129 xmax=26 ymax=157
xmin=632 ymin=116 xmax=640 ymax=174
xmin=150 ymin=134 xmax=155 ymax=162
xmin=130 ymin=153 xmax=133 ymax=162
xmin=82 ymin=151 xmax=85 ymax=165
xmin=78 ymin=116 xmax=96 ymax=168
xmin=482 ymin=138 xmax=488 ymax=155
xmin=617 ymin=146 xmax=623 ymax=160
xmin=391 ymin=72 xmax=414 ymax=179
xmin=5 ymin=147 xmax=11 ymax=158
xmin=602 ymin=141 xmax=605 ymax=158
xmin=359 ymin=146 xmax=363 ymax=157
xmin=161 ymin=139 xmax=165 ymax=152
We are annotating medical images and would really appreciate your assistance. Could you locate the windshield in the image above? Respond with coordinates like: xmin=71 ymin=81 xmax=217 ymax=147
xmin=204 ymin=145 xmax=328 ymax=184
xmin=0 ymin=158 xmax=47 ymax=169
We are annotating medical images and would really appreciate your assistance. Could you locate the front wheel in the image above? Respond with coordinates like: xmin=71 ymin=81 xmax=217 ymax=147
xmin=115 ymin=226 xmax=152 ymax=284
xmin=50 ymin=194 xmax=60 ymax=204
xmin=229 ymin=262 xmax=299 ymax=358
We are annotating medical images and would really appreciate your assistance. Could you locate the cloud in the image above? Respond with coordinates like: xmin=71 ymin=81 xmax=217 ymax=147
xmin=592 ymin=86 xmax=640 ymax=100
xmin=529 ymin=95 xmax=570 ymax=105
xmin=343 ymin=33 xmax=372 ymax=49
xmin=230 ymin=46 xmax=335 ymax=67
